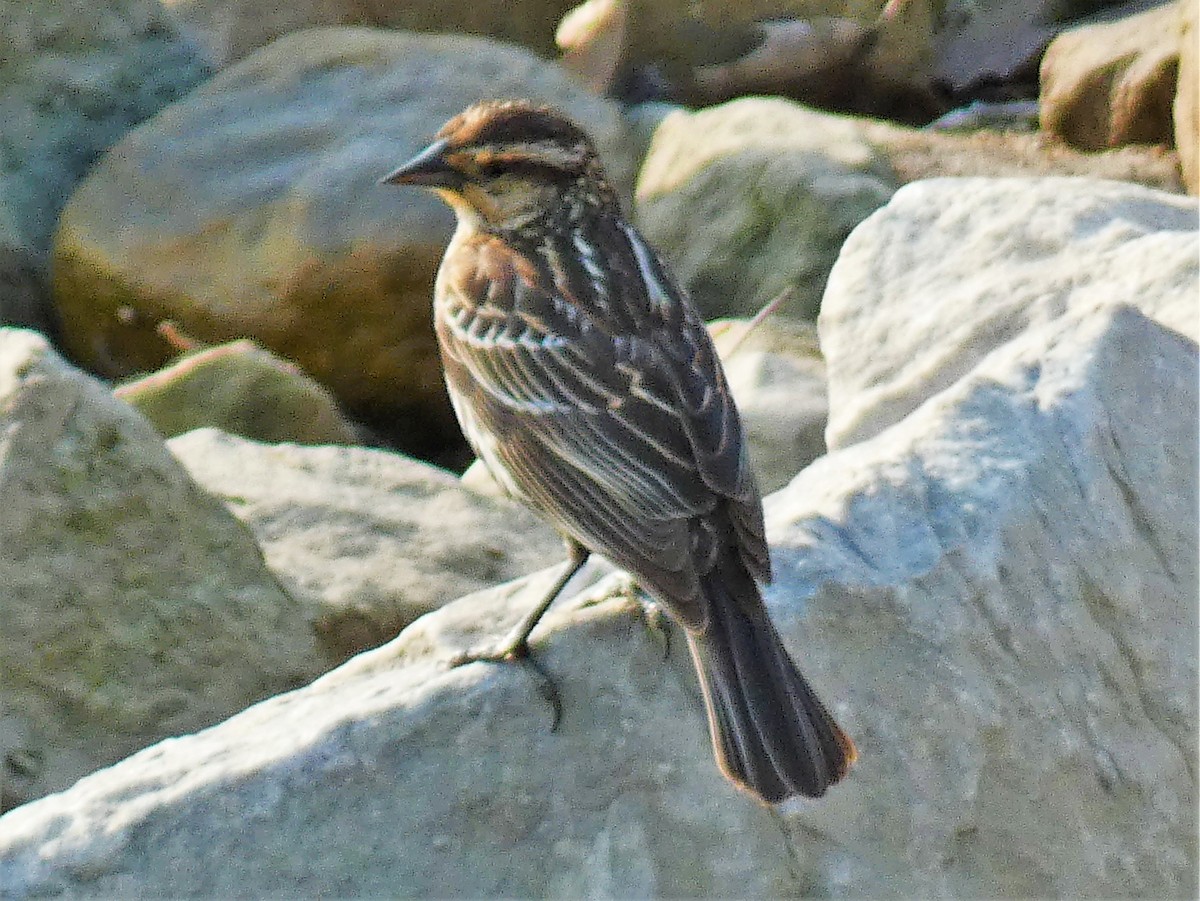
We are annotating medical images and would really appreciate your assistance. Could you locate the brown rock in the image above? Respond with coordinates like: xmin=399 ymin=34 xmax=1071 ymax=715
xmin=1040 ymin=1 xmax=1181 ymax=150
xmin=52 ymin=28 xmax=637 ymax=456
xmin=114 ymin=339 xmax=362 ymax=445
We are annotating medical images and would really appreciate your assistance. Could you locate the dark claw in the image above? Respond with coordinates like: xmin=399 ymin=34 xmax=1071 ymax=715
xmin=449 ymin=642 xmax=563 ymax=731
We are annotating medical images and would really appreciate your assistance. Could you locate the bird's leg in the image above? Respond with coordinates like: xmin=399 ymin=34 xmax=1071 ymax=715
xmin=480 ymin=540 xmax=589 ymax=660
xmin=450 ymin=541 xmax=590 ymax=729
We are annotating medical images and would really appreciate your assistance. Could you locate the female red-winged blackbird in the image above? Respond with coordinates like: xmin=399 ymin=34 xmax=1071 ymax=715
xmin=382 ymin=100 xmax=855 ymax=803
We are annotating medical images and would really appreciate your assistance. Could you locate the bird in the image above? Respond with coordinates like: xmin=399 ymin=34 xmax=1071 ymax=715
xmin=380 ymin=99 xmax=855 ymax=803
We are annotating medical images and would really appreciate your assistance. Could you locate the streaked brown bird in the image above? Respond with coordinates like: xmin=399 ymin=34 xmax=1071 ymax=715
xmin=381 ymin=100 xmax=855 ymax=803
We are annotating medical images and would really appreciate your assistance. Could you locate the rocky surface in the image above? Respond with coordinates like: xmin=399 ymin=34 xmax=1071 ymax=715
xmin=820 ymin=177 xmax=1198 ymax=448
xmin=0 ymin=329 xmax=322 ymax=813
xmin=0 ymin=175 xmax=1194 ymax=898
xmin=1 ymin=1 xmax=1196 ymax=893
xmin=1040 ymin=0 xmax=1183 ymax=151
xmin=768 ymin=300 xmax=1196 ymax=898
xmin=168 ymin=429 xmax=563 ymax=662
xmin=636 ymin=97 xmax=1184 ymax=324
xmin=114 ymin=339 xmax=361 ymax=445
xmin=0 ymin=572 xmax=798 ymax=898
xmin=635 ymin=99 xmax=898 ymax=321
xmin=51 ymin=27 xmax=638 ymax=454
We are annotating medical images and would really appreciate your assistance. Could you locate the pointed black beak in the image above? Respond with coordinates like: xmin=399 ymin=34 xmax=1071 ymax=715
xmin=379 ymin=138 xmax=459 ymax=188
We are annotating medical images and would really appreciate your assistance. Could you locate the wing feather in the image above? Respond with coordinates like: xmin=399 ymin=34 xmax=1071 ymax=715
xmin=437 ymin=225 xmax=770 ymax=625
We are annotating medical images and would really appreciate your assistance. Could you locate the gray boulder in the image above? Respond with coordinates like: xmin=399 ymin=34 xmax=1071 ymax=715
xmin=0 ymin=329 xmax=321 ymax=812
xmin=635 ymin=98 xmax=898 ymax=321
xmin=168 ymin=429 xmax=564 ymax=662
xmin=0 ymin=0 xmax=210 ymax=331
xmin=768 ymin=300 xmax=1196 ymax=897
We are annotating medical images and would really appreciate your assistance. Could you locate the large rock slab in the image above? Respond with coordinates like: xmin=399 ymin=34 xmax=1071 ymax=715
xmin=0 ymin=291 xmax=1193 ymax=896
xmin=168 ymin=429 xmax=563 ymax=662
xmin=0 ymin=330 xmax=322 ymax=812
xmin=821 ymin=177 xmax=1198 ymax=449
xmin=0 ymin=576 xmax=797 ymax=898
xmin=767 ymin=300 xmax=1196 ymax=898
xmin=52 ymin=27 xmax=638 ymax=453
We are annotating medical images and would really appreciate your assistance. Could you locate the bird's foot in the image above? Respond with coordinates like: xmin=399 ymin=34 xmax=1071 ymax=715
xmin=610 ymin=575 xmax=673 ymax=660
xmin=449 ymin=639 xmax=563 ymax=731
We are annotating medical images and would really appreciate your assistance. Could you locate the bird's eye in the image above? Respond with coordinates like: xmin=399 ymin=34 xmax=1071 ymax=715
xmin=478 ymin=160 xmax=508 ymax=179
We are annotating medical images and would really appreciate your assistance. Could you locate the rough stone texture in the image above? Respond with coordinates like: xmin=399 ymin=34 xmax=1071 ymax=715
xmin=636 ymin=98 xmax=1184 ymax=326
xmin=168 ymin=429 xmax=564 ymax=662
xmin=166 ymin=0 xmax=580 ymax=66
xmin=635 ymin=98 xmax=898 ymax=321
xmin=710 ymin=316 xmax=827 ymax=492
xmin=821 ymin=177 xmax=1198 ymax=449
xmin=0 ymin=329 xmax=321 ymax=812
xmin=767 ymin=301 xmax=1196 ymax=898
xmin=114 ymin=339 xmax=361 ymax=445
xmin=0 ymin=0 xmax=211 ymax=267
xmin=1040 ymin=0 xmax=1181 ymax=151
xmin=0 ymin=292 xmax=1194 ymax=897
xmin=0 ymin=575 xmax=797 ymax=898
xmin=1176 ymin=0 xmax=1197 ymax=193
xmin=51 ymin=27 xmax=638 ymax=454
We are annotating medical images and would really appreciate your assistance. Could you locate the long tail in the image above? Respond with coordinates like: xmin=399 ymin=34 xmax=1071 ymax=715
xmin=686 ymin=560 xmax=856 ymax=804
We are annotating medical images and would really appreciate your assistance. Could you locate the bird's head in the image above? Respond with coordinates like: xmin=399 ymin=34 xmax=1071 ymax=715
xmin=381 ymin=100 xmax=616 ymax=232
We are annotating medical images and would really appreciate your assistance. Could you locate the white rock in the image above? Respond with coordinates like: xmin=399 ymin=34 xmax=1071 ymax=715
xmin=821 ymin=176 xmax=1199 ymax=448
xmin=0 ymin=294 xmax=1192 ymax=896
xmin=0 ymin=577 xmax=793 ymax=898
xmin=765 ymin=301 xmax=1195 ymax=897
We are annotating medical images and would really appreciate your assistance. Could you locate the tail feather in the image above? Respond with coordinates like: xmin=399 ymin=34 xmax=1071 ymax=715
xmin=686 ymin=566 xmax=855 ymax=803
